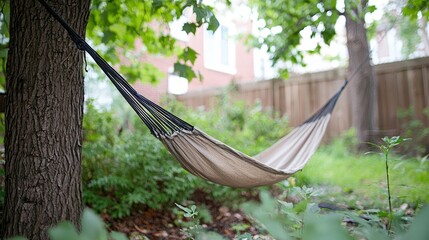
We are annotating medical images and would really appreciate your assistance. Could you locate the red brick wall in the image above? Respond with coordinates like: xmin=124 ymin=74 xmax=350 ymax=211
xmin=134 ymin=20 xmax=255 ymax=103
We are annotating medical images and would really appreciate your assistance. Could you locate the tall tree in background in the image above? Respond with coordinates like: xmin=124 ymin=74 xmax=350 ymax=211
xmin=0 ymin=0 xmax=219 ymax=239
xmin=250 ymin=0 xmax=377 ymax=149
xmin=345 ymin=0 xmax=377 ymax=150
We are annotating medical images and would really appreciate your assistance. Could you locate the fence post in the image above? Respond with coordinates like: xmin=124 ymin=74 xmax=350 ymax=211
xmin=271 ymin=79 xmax=281 ymax=116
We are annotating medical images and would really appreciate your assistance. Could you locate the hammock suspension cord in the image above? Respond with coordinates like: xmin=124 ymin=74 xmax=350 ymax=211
xmin=37 ymin=0 xmax=194 ymax=138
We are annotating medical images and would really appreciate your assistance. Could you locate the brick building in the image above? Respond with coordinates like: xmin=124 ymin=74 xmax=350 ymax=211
xmin=133 ymin=3 xmax=256 ymax=103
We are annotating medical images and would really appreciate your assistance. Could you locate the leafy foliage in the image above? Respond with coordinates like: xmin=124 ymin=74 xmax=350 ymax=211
xmin=87 ymin=0 xmax=219 ymax=82
xmin=403 ymin=0 xmax=429 ymax=19
xmin=175 ymin=203 xmax=198 ymax=218
xmin=6 ymin=208 xmax=128 ymax=240
xmin=82 ymin=102 xmax=200 ymax=218
xmin=248 ymin=0 xmax=375 ymax=76
xmin=381 ymin=0 xmax=427 ymax=59
xmin=0 ymin=0 xmax=221 ymax=87
xmin=82 ymin=94 xmax=289 ymax=218
xmin=242 ymin=190 xmax=429 ymax=240
xmin=0 ymin=0 xmax=9 ymax=90
xmin=368 ymin=136 xmax=411 ymax=231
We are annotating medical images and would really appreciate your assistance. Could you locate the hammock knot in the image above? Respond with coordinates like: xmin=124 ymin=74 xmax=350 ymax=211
xmin=68 ymin=33 xmax=86 ymax=51
xmin=73 ymin=39 xmax=86 ymax=51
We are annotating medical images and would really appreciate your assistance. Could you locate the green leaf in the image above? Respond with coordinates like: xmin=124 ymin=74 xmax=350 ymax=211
xmin=207 ymin=15 xmax=220 ymax=33
xmin=193 ymin=5 xmax=207 ymax=23
xmin=109 ymin=24 xmax=127 ymax=38
xmin=0 ymin=48 xmax=8 ymax=58
xmin=367 ymin=5 xmax=376 ymax=13
xmin=84 ymin=0 xmax=215 ymax=84
xmin=179 ymin=47 xmax=198 ymax=64
xmin=400 ymin=205 xmax=429 ymax=240
xmin=110 ymin=231 xmax=129 ymax=240
xmin=48 ymin=222 xmax=80 ymax=240
xmin=182 ymin=23 xmax=197 ymax=34
xmin=174 ymin=62 xmax=196 ymax=81
xmin=101 ymin=29 xmax=115 ymax=43
xmin=175 ymin=203 xmax=192 ymax=213
xmin=81 ymin=208 xmax=108 ymax=240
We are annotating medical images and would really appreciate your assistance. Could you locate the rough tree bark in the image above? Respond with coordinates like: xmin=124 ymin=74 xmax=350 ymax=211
xmin=345 ymin=1 xmax=378 ymax=150
xmin=1 ymin=0 xmax=90 ymax=239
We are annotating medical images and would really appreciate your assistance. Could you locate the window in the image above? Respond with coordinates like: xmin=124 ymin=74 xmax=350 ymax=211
xmin=203 ymin=23 xmax=236 ymax=74
xmin=167 ymin=72 xmax=188 ymax=95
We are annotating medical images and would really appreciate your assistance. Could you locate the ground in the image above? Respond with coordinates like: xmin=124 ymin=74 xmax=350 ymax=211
xmin=107 ymin=190 xmax=261 ymax=239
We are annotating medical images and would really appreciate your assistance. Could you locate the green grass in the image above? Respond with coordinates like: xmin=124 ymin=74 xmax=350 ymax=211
xmin=294 ymin=134 xmax=429 ymax=209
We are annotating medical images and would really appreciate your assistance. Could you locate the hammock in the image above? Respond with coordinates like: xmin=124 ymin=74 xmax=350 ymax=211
xmin=38 ymin=0 xmax=347 ymax=188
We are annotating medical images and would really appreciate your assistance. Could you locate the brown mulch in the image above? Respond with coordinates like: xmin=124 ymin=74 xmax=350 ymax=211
xmin=106 ymin=190 xmax=262 ymax=239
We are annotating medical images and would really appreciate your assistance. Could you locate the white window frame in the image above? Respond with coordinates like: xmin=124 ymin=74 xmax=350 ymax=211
xmin=167 ymin=67 xmax=189 ymax=95
xmin=203 ymin=20 xmax=236 ymax=74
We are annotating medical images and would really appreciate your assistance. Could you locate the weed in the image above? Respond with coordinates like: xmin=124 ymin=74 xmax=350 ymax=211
xmin=368 ymin=136 xmax=410 ymax=232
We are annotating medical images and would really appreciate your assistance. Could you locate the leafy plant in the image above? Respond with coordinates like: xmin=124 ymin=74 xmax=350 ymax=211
xmin=242 ymin=190 xmax=429 ymax=240
xmin=175 ymin=203 xmax=199 ymax=218
xmin=82 ymin=101 xmax=200 ymax=218
xmin=7 ymin=208 xmax=127 ymax=240
xmin=174 ymin=203 xmax=214 ymax=240
xmin=368 ymin=136 xmax=410 ymax=232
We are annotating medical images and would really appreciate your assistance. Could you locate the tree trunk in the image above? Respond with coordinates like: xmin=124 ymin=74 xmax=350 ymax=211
xmin=345 ymin=2 xmax=378 ymax=150
xmin=1 ymin=0 xmax=90 ymax=239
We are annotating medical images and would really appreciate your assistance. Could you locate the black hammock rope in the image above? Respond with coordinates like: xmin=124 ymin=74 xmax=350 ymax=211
xmin=37 ymin=0 xmax=367 ymax=138
xmin=37 ymin=0 xmax=193 ymax=138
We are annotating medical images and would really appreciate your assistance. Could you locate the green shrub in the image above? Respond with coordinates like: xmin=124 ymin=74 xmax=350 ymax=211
xmin=397 ymin=107 xmax=429 ymax=157
xmin=82 ymin=96 xmax=289 ymax=217
xmin=83 ymin=101 xmax=200 ymax=218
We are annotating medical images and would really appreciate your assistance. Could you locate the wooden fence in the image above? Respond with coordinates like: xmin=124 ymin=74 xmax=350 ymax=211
xmin=177 ymin=57 xmax=429 ymax=142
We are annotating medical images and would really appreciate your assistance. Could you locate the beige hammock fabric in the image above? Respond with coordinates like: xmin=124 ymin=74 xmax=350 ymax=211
xmin=160 ymin=114 xmax=331 ymax=188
